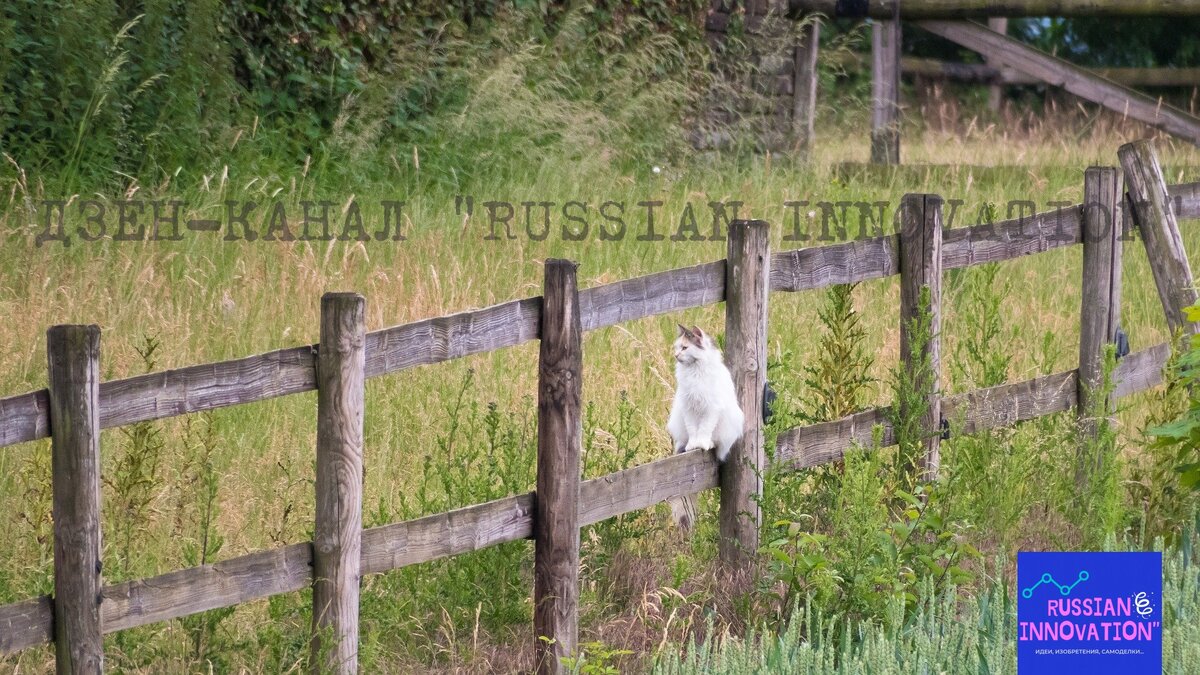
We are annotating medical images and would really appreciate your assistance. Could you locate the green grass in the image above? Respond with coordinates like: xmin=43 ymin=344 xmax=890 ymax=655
xmin=3 ymin=16 xmax=1200 ymax=668
xmin=653 ymin=531 xmax=1200 ymax=674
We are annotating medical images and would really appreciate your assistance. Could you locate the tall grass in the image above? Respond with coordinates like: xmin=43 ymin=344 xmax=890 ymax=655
xmin=2 ymin=7 xmax=1200 ymax=669
xmin=655 ymin=529 xmax=1200 ymax=674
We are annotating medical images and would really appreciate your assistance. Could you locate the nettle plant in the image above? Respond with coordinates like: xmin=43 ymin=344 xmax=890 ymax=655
xmin=1146 ymin=304 xmax=1200 ymax=496
xmin=760 ymin=284 xmax=977 ymax=626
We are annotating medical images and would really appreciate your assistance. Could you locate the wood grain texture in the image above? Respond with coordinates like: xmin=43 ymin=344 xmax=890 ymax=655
xmin=4 ymin=181 xmax=1199 ymax=451
xmin=47 ymin=325 xmax=104 ymax=674
xmin=534 ymin=259 xmax=583 ymax=675
xmin=360 ymin=493 xmax=535 ymax=575
xmin=899 ymin=194 xmax=943 ymax=482
xmin=0 ymin=596 xmax=53 ymax=654
xmin=312 ymin=293 xmax=366 ymax=674
xmin=941 ymin=202 xmax=1082 ymax=268
xmin=1113 ymin=342 xmax=1170 ymax=400
xmin=1169 ymin=180 xmax=1200 ymax=219
xmin=720 ymin=221 xmax=769 ymax=565
xmin=920 ymin=21 xmax=1200 ymax=145
xmin=774 ymin=407 xmax=894 ymax=471
xmin=0 ymin=340 xmax=1174 ymax=656
xmin=1121 ymin=141 xmax=1200 ymax=337
xmin=102 ymin=542 xmax=313 ymax=633
xmin=1077 ymin=168 xmax=1124 ymax=487
xmin=579 ymin=449 xmax=719 ymax=526
xmin=579 ymin=260 xmax=725 ymax=332
xmin=871 ymin=19 xmax=901 ymax=165
xmin=770 ymin=235 xmax=900 ymax=291
xmin=366 ymin=297 xmax=541 ymax=376
xmin=943 ymin=370 xmax=1077 ymax=435
xmin=0 ymin=389 xmax=49 ymax=447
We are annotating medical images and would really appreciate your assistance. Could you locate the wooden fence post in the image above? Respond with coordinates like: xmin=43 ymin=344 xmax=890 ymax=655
xmin=985 ymin=18 xmax=1009 ymax=111
xmin=312 ymin=293 xmax=366 ymax=674
xmin=792 ymin=19 xmax=820 ymax=156
xmin=48 ymin=325 xmax=103 ymax=674
xmin=1119 ymin=140 xmax=1199 ymax=340
xmin=534 ymin=259 xmax=582 ymax=675
xmin=1077 ymin=167 xmax=1123 ymax=487
xmin=871 ymin=17 xmax=901 ymax=165
xmin=720 ymin=220 xmax=769 ymax=566
xmin=899 ymin=195 xmax=943 ymax=482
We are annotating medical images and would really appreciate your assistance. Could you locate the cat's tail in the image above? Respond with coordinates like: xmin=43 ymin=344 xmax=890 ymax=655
xmin=669 ymin=493 xmax=698 ymax=531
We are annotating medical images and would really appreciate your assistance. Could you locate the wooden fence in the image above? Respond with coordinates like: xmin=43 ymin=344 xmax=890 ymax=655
xmin=707 ymin=3 xmax=1200 ymax=160
xmin=2 ymin=141 xmax=1200 ymax=673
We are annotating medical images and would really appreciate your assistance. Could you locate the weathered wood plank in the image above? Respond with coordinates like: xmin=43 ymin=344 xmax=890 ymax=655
xmin=101 ymin=345 xmax=319 ymax=428
xmin=102 ymin=542 xmax=312 ymax=634
xmin=312 ymin=293 xmax=366 ymax=674
xmin=1171 ymin=180 xmax=1200 ymax=219
xmin=579 ymin=260 xmax=725 ymax=332
xmin=0 ymin=596 xmax=52 ymax=654
xmin=360 ymin=494 xmax=534 ymax=575
xmin=720 ymin=221 xmax=770 ymax=565
xmin=1077 ymin=167 xmax=1124 ymax=487
xmin=920 ymin=21 xmax=1200 ymax=145
xmin=0 ymin=390 xmax=49 ymax=447
xmin=48 ymin=324 xmax=104 ymax=674
xmin=1121 ymin=140 xmax=1200 ymax=336
xmin=942 ymin=203 xmax=1082 ymax=267
xmin=788 ymin=0 xmax=1200 ymax=18
xmin=1113 ymin=342 xmax=1170 ymax=400
xmin=943 ymin=370 xmax=1077 ymax=435
xmin=899 ymin=194 xmax=943 ymax=481
xmin=579 ymin=449 xmax=719 ymax=526
xmin=366 ymin=297 xmax=541 ymax=376
xmin=534 ymin=259 xmax=583 ymax=674
xmin=774 ymin=407 xmax=894 ymax=471
xmin=0 ymin=339 xmax=1175 ymax=656
xmin=770 ymin=235 xmax=900 ymax=292
xmin=871 ymin=19 xmax=902 ymax=164
xmin=3 ymin=182 xmax=1198 ymax=452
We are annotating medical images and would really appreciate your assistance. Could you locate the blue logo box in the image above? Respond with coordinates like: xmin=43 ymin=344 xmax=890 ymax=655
xmin=1017 ymin=551 xmax=1162 ymax=674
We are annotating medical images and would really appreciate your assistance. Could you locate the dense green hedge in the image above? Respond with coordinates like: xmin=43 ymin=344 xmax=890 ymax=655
xmin=0 ymin=0 xmax=706 ymax=183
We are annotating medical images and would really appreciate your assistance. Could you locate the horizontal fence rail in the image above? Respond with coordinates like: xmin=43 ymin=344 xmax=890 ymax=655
xmin=0 ymin=341 xmax=1171 ymax=653
xmin=2 ymin=162 xmax=1198 ymax=662
xmin=1 ymin=181 xmax=1197 ymax=451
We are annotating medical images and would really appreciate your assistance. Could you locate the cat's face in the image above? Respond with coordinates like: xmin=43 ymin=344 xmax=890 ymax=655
xmin=673 ymin=324 xmax=712 ymax=364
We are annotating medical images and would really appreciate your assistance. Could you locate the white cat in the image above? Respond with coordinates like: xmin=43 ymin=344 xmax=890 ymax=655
xmin=667 ymin=325 xmax=744 ymax=463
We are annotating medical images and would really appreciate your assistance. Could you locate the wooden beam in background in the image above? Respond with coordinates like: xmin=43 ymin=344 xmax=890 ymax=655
xmin=919 ymin=20 xmax=1200 ymax=145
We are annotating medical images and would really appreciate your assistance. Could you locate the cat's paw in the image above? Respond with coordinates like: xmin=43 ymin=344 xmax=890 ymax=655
xmin=685 ymin=437 xmax=714 ymax=452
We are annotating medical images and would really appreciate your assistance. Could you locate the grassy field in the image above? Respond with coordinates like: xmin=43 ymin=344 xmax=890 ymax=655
xmin=3 ymin=96 xmax=1200 ymax=671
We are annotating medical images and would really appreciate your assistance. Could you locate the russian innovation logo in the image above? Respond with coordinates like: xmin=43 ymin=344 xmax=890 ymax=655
xmin=1017 ymin=551 xmax=1162 ymax=673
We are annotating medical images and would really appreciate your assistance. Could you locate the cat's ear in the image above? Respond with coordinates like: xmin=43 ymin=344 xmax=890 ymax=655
xmin=689 ymin=326 xmax=705 ymax=346
xmin=677 ymin=323 xmax=692 ymax=338
xmin=692 ymin=326 xmax=705 ymax=339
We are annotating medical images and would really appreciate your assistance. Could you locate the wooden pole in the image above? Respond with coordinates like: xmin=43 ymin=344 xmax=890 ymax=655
xmin=871 ymin=18 xmax=902 ymax=165
xmin=985 ymin=18 xmax=1008 ymax=111
xmin=1119 ymin=140 xmax=1200 ymax=338
xmin=787 ymin=0 xmax=1200 ymax=18
xmin=48 ymin=325 xmax=103 ymax=674
xmin=898 ymin=195 xmax=943 ymax=482
xmin=534 ymin=259 xmax=582 ymax=675
xmin=792 ymin=19 xmax=820 ymax=156
xmin=920 ymin=21 xmax=1200 ymax=146
xmin=1077 ymin=167 xmax=1123 ymax=487
xmin=720 ymin=220 xmax=769 ymax=565
xmin=312 ymin=293 xmax=366 ymax=673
